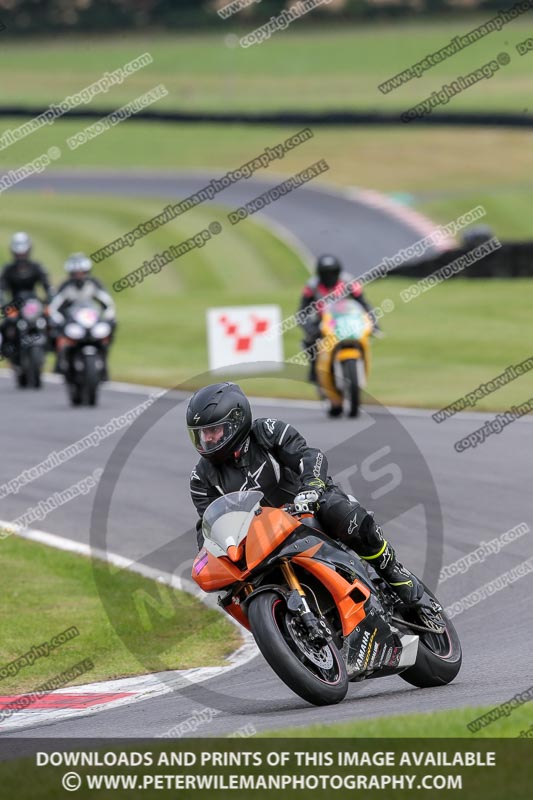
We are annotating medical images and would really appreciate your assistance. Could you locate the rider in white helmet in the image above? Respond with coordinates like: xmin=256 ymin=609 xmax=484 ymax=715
xmin=0 ymin=232 xmax=52 ymax=359
xmin=49 ymin=253 xmax=116 ymax=377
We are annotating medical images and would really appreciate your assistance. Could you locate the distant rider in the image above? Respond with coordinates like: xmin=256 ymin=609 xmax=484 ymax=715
xmin=298 ymin=255 xmax=380 ymax=383
xmin=0 ymin=232 xmax=52 ymax=360
xmin=187 ymin=381 xmax=443 ymax=628
xmin=48 ymin=253 xmax=116 ymax=378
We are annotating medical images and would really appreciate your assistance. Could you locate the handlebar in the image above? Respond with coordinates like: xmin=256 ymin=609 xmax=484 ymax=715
xmin=282 ymin=503 xmax=316 ymax=518
xmin=282 ymin=503 xmax=298 ymax=516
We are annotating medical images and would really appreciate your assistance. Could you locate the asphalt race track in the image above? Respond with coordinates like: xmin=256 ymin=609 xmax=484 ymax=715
xmin=0 ymin=172 xmax=531 ymax=738
xmin=9 ymin=168 xmax=445 ymax=270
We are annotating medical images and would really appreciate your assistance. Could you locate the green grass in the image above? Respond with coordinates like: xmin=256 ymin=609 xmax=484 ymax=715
xmin=418 ymin=191 xmax=533 ymax=241
xmin=0 ymin=29 xmax=531 ymax=404
xmin=0 ymin=192 xmax=313 ymax=394
xmin=1 ymin=192 xmax=532 ymax=409
xmin=0 ymin=24 xmax=532 ymax=112
xmin=364 ymin=276 xmax=533 ymax=412
xmin=1 ymin=27 xmax=533 ymax=235
xmin=0 ymin=534 xmax=240 ymax=695
xmin=266 ymin=703 xmax=533 ymax=738
xmin=2 ymin=121 xmax=533 ymax=235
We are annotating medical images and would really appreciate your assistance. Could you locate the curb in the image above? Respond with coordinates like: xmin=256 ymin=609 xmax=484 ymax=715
xmin=0 ymin=521 xmax=258 ymax=734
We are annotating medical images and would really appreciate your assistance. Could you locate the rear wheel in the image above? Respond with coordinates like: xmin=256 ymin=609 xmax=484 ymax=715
xmin=341 ymin=358 xmax=360 ymax=417
xmin=398 ymin=587 xmax=462 ymax=688
xmin=247 ymin=591 xmax=348 ymax=706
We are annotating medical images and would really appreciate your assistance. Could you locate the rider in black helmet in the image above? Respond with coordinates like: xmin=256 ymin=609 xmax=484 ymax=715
xmin=316 ymin=254 xmax=342 ymax=289
xmin=299 ymin=255 xmax=380 ymax=383
xmin=187 ymin=382 xmax=443 ymax=627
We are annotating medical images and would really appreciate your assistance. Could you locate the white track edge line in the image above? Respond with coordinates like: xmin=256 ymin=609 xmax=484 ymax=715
xmin=2 ymin=370 xmax=531 ymax=424
xmin=0 ymin=521 xmax=258 ymax=733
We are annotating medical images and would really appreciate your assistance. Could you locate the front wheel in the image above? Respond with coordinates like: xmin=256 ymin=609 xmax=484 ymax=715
xmin=25 ymin=346 xmax=43 ymax=389
xmin=16 ymin=368 xmax=27 ymax=389
xmin=398 ymin=587 xmax=462 ymax=688
xmin=68 ymin=380 xmax=82 ymax=406
xmin=82 ymin=354 xmax=99 ymax=406
xmin=247 ymin=591 xmax=348 ymax=706
xmin=341 ymin=358 xmax=360 ymax=417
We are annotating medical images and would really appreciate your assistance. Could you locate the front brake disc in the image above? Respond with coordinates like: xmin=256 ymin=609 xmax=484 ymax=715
xmin=286 ymin=614 xmax=334 ymax=669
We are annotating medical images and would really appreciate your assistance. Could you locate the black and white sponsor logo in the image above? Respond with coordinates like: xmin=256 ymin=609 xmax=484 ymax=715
xmin=355 ymin=627 xmax=378 ymax=672
xmin=312 ymin=452 xmax=323 ymax=478
xmin=354 ymin=630 xmax=371 ymax=671
xmin=264 ymin=418 xmax=277 ymax=435
xmin=368 ymin=642 xmax=381 ymax=670
xmin=347 ymin=515 xmax=358 ymax=537
xmin=239 ymin=462 xmax=267 ymax=492
xmin=379 ymin=546 xmax=393 ymax=571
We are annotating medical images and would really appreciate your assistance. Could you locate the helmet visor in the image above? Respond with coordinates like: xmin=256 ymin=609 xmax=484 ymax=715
xmin=318 ymin=267 xmax=340 ymax=288
xmin=188 ymin=408 xmax=244 ymax=456
xmin=11 ymin=237 xmax=31 ymax=255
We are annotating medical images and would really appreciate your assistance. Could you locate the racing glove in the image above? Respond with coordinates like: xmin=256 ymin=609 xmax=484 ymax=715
xmin=293 ymin=490 xmax=321 ymax=514
xmin=294 ymin=479 xmax=326 ymax=514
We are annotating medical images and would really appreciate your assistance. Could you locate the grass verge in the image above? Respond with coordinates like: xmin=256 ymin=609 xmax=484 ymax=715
xmin=264 ymin=704 xmax=533 ymax=738
xmin=0 ymin=534 xmax=240 ymax=695
xmin=1 ymin=193 xmax=532 ymax=410
xmin=0 ymin=25 xmax=532 ymax=236
xmin=1 ymin=122 xmax=532 ymax=238
xmin=0 ymin=25 xmax=532 ymax=112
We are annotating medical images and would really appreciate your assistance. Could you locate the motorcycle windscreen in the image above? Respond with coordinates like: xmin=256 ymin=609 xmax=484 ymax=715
xmin=201 ymin=490 xmax=263 ymax=558
xmin=69 ymin=303 xmax=100 ymax=328
xmin=326 ymin=299 xmax=371 ymax=340
xmin=21 ymin=299 xmax=43 ymax=320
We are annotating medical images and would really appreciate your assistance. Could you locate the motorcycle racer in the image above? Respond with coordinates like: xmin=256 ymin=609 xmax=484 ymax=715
xmin=187 ymin=382 xmax=442 ymax=627
xmin=0 ymin=232 xmax=52 ymax=360
xmin=299 ymin=254 xmax=380 ymax=382
xmin=48 ymin=253 xmax=116 ymax=377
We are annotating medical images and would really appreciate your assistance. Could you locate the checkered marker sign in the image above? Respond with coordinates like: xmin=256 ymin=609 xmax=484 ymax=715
xmin=206 ymin=305 xmax=283 ymax=372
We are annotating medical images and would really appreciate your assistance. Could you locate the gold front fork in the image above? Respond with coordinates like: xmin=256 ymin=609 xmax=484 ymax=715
xmin=281 ymin=559 xmax=306 ymax=596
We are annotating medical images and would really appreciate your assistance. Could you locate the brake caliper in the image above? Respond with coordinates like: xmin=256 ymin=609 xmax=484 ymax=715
xmin=286 ymin=590 xmax=332 ymax=644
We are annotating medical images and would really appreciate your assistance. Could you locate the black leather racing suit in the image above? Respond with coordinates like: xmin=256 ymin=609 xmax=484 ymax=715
xmin=0 ymin=258 xmax=52 ymax=307
xmin=298 ymin=272 xmax=378 ymax=380
xmin=0 ymin=259 xmax=52 ymax=359
xmin=190 ymin=417 xmax=385 ymax=559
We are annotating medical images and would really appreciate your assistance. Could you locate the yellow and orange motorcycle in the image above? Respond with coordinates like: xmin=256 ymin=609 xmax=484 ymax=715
xmin=315 ymin=298 xmax=373 ymax=418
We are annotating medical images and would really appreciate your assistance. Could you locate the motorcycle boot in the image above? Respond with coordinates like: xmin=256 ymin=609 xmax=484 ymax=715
xmin=362 ymin=536 xmax=445 ymax=630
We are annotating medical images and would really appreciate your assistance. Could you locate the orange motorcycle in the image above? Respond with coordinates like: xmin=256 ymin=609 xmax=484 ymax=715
xmin=192 ymin=490 xmax=461 ymax=706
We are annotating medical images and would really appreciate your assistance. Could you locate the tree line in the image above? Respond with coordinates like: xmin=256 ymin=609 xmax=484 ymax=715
xmin=0 ymin=0 xmax=508 ymax=33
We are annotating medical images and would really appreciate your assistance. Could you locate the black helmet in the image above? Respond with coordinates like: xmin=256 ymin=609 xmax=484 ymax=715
xmin=186 ymin=382 xmax=252 ymax=463
xmin=317 ymin=254 xmax=341 ymax=288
